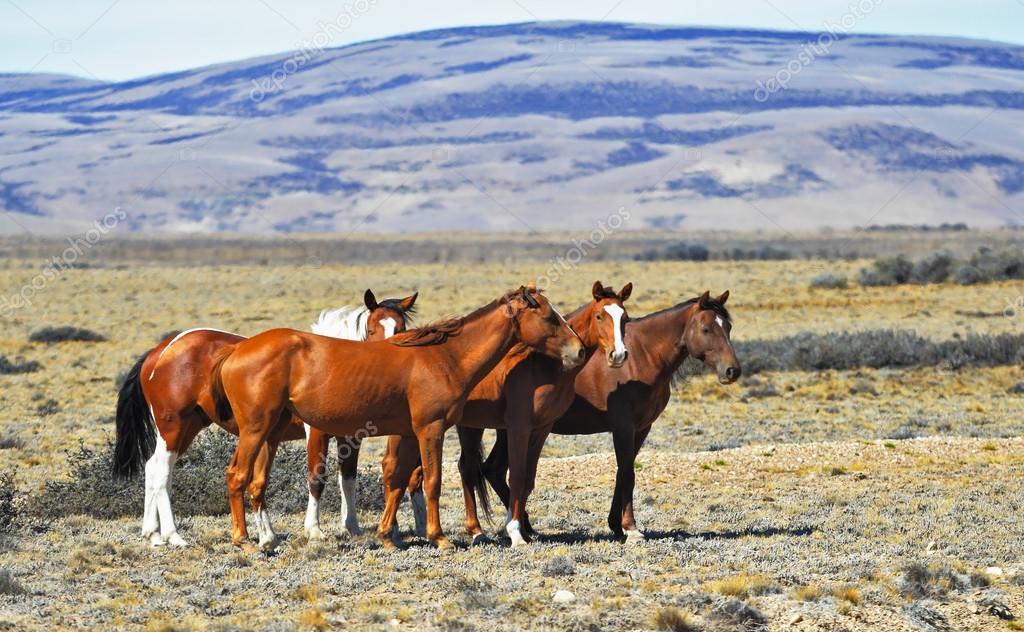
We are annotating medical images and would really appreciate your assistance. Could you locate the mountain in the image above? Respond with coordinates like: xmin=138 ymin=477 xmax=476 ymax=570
xmin=1 ymin=21 xmax=1022 ymax=233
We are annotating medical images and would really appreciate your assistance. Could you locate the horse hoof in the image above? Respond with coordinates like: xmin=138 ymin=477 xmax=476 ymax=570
xmin=167 ymin=532 xmax=189 ymax=548
xmin=624 ymin=529 xmax=646 ymax=545
xmin=149 ymin=533 xmax=166 ymax=547
xmin=306 ymin=526 xmax=327 ymax=541
xmin=432 ymin=537 xmax=455 ymax=551
xmin=470 ymin=533 xmax=495 ymax=547
xmin=342 ymin=524 xmax=363 ymax=537
xmin=258 ymin=536 xmax=279 ymax=552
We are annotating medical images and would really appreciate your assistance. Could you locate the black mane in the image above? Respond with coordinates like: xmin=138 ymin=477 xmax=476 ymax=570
xmin=638 ymin=296 xmax=731 ymax=323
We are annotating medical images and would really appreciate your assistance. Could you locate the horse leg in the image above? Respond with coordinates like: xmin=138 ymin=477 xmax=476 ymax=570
xmin=482 ymin=429 xmax=511 ymax=511
xmin=148 ymin=410 xmax=202 ymax=547
xmin=457 ymin=426 xmax=488 ymax=544
xmin=336 ymin=434 xmax=363 ymax=536
xmin=406 ymin=464 xmax=426 ymax=538
xmin=247 ymin=440 xmax=280 ymax=550
xmin=378 ymin=435 xmax=418 ymax=549
xmin=621 ymin=426 xmax=652 ymax=543
xmin=226 ymin=407 xmax=279 ymax=551
xmin=504 ymin=420 xmax=533 ymax=547
xmin=303 ymin=424 xmax=330 ymax=540
xmin=608 ymin=423 xmax=636 ymax=541
xmin=519 ymin=428 xmax=550 ymax=543
xmin=417 ymin=421 xmax=452 ymax=550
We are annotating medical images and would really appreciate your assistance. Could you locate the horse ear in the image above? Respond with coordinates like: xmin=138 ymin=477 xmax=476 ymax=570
xmin=619 ymin=282 xmax=633 ymax=302
xmin=697 ymin=290 xmax=711 ymax=308
xmin=399 ymin=292 xmax=418 ymax=312
xmin=522 ymin=286 xmax=539 ymax=308
xmin=716 ymin=290 xmax=729 ymax=305
xmin=592 ymin=281 xmax=604 ymax=300
xmin=364 ymin=289 xmax=378 ymax=311
xmin=526 ymin=280 xmax=537 ymax=291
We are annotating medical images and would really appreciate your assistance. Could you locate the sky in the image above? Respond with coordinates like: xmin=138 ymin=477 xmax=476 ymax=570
xmin=2 ymin=0 xmax=1022 ymax=81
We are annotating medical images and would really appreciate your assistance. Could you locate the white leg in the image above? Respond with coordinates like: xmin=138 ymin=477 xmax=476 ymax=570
xmin=410 ymin=489 xmax=427 ymax=538
xmin=506 ymin=519 xmax=527 ymax=548
xmin=256 ymin=507 xmax=277 ymax=550
xmin=339 ymin=472 xmax=362 ymax=536
xmin=151 ymin=438 xmax=186 ymax=547
xmin=624 ymin=528 xmax=646 ymax=544
xmin=141 ymin=453 xmax=159 ymax=540
xmin=304 ymin=493 xmax=325 ymax=540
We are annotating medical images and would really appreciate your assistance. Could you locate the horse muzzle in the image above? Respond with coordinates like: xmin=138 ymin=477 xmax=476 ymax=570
xmin=607 ymin=348 xmax=628 ymax=368
xmin=718 ymin=364 xmax=742 ymax=384
xmin=561 ymin=342 xmax=586 ymax=370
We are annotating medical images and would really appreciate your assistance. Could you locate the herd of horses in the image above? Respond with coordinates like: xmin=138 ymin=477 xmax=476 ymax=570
xmin=113 ymin=282 xmax=740 ymax=551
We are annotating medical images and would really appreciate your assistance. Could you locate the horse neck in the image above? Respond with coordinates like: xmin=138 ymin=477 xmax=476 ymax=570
xmin=441 ymin=302 xmax=520 ymax=388
xmin=634 ymin=303 xmax=695 ymax=380
xmin=567 ymin=303 xmax=601 ymax=361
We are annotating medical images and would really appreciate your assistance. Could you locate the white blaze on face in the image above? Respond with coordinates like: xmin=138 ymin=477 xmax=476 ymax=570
xmin=603 ymin=304 xmax=627 ymax=364
xmin=380 ymin=317 xmax=397 ymax=339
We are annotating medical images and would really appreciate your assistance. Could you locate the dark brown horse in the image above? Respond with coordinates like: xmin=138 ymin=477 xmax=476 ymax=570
xmin=210 ymin=287 xmax=584 ymax=550
xmin=112 ymin=290 xmax=415 ymax=547
xmin=478 ymin=291 xmax=740 ymax=542
xmin=380 ymin=281 xmax=632 ymax=547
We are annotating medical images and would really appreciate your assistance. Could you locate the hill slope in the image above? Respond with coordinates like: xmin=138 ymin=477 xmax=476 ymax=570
xmin=1 ymin=22 xmax=1022 ymax=233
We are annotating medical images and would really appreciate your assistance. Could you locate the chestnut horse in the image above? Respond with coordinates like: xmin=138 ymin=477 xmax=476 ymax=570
xmin=478 ymin=291 xmax=740 ymax=542
xmin=210 ymin=287 xmax=584 ymax=550
xmin=112 ymin=289 xmax=415 ymax=547
xmin=379 ymin=281 xmax=632 ymax=547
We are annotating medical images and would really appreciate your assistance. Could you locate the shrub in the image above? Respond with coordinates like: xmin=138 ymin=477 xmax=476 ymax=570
xmin=540 ymin=556 xmax=576 ymax=577
xmin=722 ymin=245 xmax=793 ymax=261
xmin=652 ymin=607 xmax=698 ymax=632
xmin=909 ymin=251 xmax=954 ymax=284
xmin=0 ymin=356 xmax=40 ymax=375
xmin=898 ymin=562 xmax=977 ymax=600
xmin=736 ymin=330 xmax=1024 ymax=374
xmin=0 ymin=472 xmax=16 ymax=533
xmin=859 ymin=255 xmax=913 ymax=286
xmin=0 ymin=568 xmax=25 ymax=596
xmin=637 ymin=241 xmax=710 ymax=262
xmin=809 ymin=273 xmax=848 ymax=289
xmin=709 ymin=599 xmax=765 ymax=629
xmin=953 ymin=264 xmax=989 ymax=285
xmin=29 ymin=326 xmax=106 ymax=343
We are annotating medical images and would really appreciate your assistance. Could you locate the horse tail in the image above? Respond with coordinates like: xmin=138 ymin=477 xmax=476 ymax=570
xmin=209 ymin=347 xmax=235 ymax=423
xmin=457 ymin=426 xmax=491 ymax=521
xmin=113 ymin=351 xmax=156 ymax=481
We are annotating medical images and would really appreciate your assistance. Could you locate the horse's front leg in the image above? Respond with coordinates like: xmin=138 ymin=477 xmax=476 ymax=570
xmin=416 ymin=420 xmax=452 ymax=550
xmin=608 ymin=421 xmax=637 ymax=542
xmin=621 ymin=426 xmax=652 ymax=543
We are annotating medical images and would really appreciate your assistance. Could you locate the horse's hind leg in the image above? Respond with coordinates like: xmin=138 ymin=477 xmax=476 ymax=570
xmin=378 ymin=435 xmax=418 ymax=549
xmin=147 ymin=410 xmax=203 ymax=547
xmin=457 ymin=426 xmax=487 ymax=543
xmin=247 ymin=440 xmax=279 ymax=550
xmin=336 ymin=434 xmax=363 ymax=536
xmin=303 ymin=425 xmax=330 ymax=540
xmin=407 ymin=464 xmax=426 ymax=538
xmin=482 ymin=430 xmax=511 ymax=510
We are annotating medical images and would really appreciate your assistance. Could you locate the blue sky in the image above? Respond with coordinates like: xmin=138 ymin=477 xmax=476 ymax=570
xmin=2 ymin=0 xmax=1022 ymax=80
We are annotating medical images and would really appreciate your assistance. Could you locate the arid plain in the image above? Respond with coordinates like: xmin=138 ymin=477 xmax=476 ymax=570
xmin=1 ymin=233 xmax=1023 ymax=631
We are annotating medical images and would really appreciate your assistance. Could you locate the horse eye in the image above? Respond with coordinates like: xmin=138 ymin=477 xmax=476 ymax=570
xmin=596 ymin=314 xmax=603 ymax=320
xmin=702 ymin=327 xmax=711 ymax=334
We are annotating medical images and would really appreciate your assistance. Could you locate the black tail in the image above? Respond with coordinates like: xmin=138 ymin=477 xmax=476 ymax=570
xmin=209 ymin=347 xmax=234 ymax=423
xmin=457 ymin=426 xmax=491 ymax=521
xmin=113 ymin=352 xmax=156 ymax=481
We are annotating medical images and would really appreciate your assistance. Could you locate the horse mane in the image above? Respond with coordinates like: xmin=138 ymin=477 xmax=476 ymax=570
xmin=391 ymin=290 xmax=518 ymax=347
xmin=311 ymin=306 xmax=369 ymax=341
xmin=637 ymin=295 xmax=731 ymax=324
xmin=311 ymin=298 xmax=417 ymax=342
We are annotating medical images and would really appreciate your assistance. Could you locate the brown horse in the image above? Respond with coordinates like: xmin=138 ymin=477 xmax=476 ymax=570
xmin=210 ymin=287 xmax=584 ymax=550
xmin=479 ymin=291 xmax=740 ymax=542
xmin=112 ymin=289 xmax=415 ymax=547
xmin=380 ymin=281 xmax=632 ymax=547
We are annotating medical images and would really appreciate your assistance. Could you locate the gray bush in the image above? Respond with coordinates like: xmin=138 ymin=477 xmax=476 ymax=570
xmin=909 ymin=251 xmax=955 ymax=285
xmin=809 ymin=273 xmax=848 ymax=289
xmin=859 ymin=255 xmax=914 ymax=286
xmin=28 ymin=326 xmax=107 ymax=343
